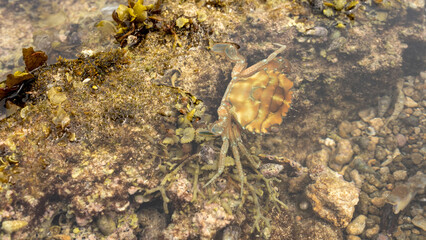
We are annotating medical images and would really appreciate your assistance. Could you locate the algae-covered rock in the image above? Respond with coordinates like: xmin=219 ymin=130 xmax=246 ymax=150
xmin=1 ymin=220 xmax=28 ymax=234
xmin=97 ymin=214 xmax=116 ymax=236
xmin=193 ymin=203 xmax=234 ymax=239
xmin=333 ymin=138 xmax=354 ymax=165
xmin=306 ymin=167 xmax=360 ymax=228
xmin=137 ymin=208 xmax=167 ymax=240
xmin=0 ymin=48 xmax=195 ymax=238
xmin=346 ymin=215 xmax=367 ymax=235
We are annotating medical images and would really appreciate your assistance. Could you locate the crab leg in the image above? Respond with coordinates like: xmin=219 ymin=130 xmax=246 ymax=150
xmin=203 ymin=132 xmax=230 ymax=188
xmin=239 ymin=142 xmax=260 ymax=169
xmin=238 ymin=44 xmax=287 ymax=77
xmin=232 ymin=125 xmax=260 ymax=169
xmin=211 ymin=43 xmax=247 ymax=78
xmin=230 ymin=128 xmax=245 ymax=198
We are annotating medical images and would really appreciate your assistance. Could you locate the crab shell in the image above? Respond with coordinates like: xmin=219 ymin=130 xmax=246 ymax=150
xmin=226 ymin=58 xmax=293 ymax=133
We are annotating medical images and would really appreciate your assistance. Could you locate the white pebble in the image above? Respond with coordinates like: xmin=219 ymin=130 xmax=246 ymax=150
xmin=346 ymin=215 xmax=367 ymax=235
xmin=393 ymin=170 xmax=408 ymax=181
xmin=404 ymin=97 xmax=418 ymax=108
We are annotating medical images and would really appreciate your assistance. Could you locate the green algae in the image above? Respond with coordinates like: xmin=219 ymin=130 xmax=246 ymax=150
xmin=0 ymin=44 xmax=203 ymax=235
xmin=112 ymin=0 xmax=160 ymax=47
xmin=176 ymin=17 xmax=190 ymax=28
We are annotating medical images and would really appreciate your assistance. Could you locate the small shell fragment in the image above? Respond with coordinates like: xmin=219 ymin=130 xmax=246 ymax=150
xmin=305 ymin=27 xmax=328 ymax=38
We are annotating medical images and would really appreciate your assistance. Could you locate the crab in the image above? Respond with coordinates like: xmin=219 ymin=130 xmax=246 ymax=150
xmin=203 ymin=43 xmax=294 ymax=196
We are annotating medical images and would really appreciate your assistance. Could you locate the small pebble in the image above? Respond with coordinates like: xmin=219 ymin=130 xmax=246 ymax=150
xmin=324 ymin=137 xmax=336 ymax=147
xmin=347 ymin=235 xmax=361 ymax=240
xmin=338 ymin=121 xmax=353 ymax=138
xmin=375 ymin=146 xmax=387 ymax=161
xmin=358 ymin=108 xmax=376 ymax=122
xmin=369 ymin=215 xmax=381 ymax=226
xmin=411 ymin=153 xmax=423 ymax=165
xmin=404 ymin=97 xmax=419 ymax=108
xmin=377 ymin=233 xmax=391 ymax=240
xmin=353 ymin=121 xmax=366 ymax=129
xmin=369 ymin=118 xmax=384 ymax=132
xmin=346 ymin=215 xmax=367 ymax=235
xmin=97 ymin=214 xmax=116 ymax=236
xmin=395 ymin=134 xmax=407 ymax=147
xmin=379 ymin=166 xmax=390 ymax=175
xmin=366 ymin=176 xmax=382 ymax=188
xmin=404 ymin=108 xmax=413 ymax=114
xmin=134 ymin=194 xmax=150 ymax=204
xmin=393 ymin=170 xmax=408 ymax=181
xmin=371 ymin=197 xmax=386 ymax=208
xmin=379 ymin=167 xmax=390 ymax=182
xmin=368 ymin=137 xmax=379 ymax=152
xmin=358 ymin=192 xmax=370 ymax=215
xmin=412 ymin=109 xmax=423 ymax=117
xmin=410 ymin=206 xmax=423 ymax=217
xmin=412 ymin=215 xmax=426 ymax=231
xmin=358 ymin=136 xmax=370 ymax=150
xmin=299 ymin=201 xmax=309 ymax=210
xmin=403 ymin=116 xmax=419 ymax=126
xmin=402 ymin=87 xmax=415 ymax=96
xmin=365 ymin=224 xmax=380 ymax=238
xmin=350 ymin=169 xmax=363 ymax=188
xmin=362 ymin=183 xmax=378 ymax=194
xmin=222 ymin=225 xmax=241 ymax=240
xmin=334 ymin=139 xmax=354 ymax=165
xmin=366 ymin=217 xmax=377 ymax=228
xmin=351 ymin=128 xmax=362 ymax=137
xmin=413 ymin=127 xmax=421 ymax=134
xmin=306 ymin=149 xmax=330 ymax=168
xmin=1 ymin=220 xmax=28 ymax=234
xmin=384 ymin=136 xmax=397 ymax=151
xmin=368 ymin=205 xmax=380 ymax=215
xmin=305 ymin=26 xmax=328 ymax=37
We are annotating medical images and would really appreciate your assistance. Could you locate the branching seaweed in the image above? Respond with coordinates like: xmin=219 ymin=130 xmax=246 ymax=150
xmin=143 ymin=153 xmax=198 ymax=214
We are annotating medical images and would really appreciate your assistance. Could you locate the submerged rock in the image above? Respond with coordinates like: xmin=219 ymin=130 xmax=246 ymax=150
xmin=96 ymin=214 xmax=116 ymax=236
xmin=306 ymin=167 xmax=359 ymax=228
xmin=192 ymin=203 xmax=234 ymax=239
xmin=334 ymin=138 xmax=354 ymax=165
xmin=222 ymin=225 xmax=241 ymax=240
xmin=138 ymin=208 xmax=167 ymax=240
xmin=1 ymin=220 xmax=28 ymax=234
xmin=387 ymin=173 xmax=426 ymax=214
xmin=358 ymin=108 xmax=376 ymax=122
xmin=412 ymin=215 xmax=426 ymax=231
xmin=346 ymin=215 xmax=366 ymax=235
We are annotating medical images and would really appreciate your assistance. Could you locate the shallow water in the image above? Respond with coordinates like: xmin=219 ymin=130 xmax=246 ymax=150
xmin=0 ymin=0 xmax=424 ymax=239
